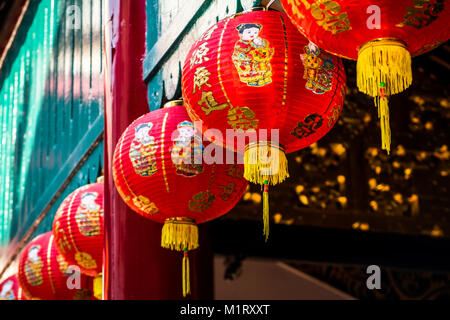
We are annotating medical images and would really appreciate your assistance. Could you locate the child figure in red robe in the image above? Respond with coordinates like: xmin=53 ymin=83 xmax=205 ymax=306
xmin=232 ymin=23 xmax=274 ymax=87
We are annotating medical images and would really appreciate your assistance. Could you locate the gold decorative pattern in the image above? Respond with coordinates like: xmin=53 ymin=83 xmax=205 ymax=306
xmin=396 ymin=0 xmax=445 ymax=29
xmin=160 ymin=112 xmax=170 ymax=193
xmin=46 ymin=235 xmax=56 ymax=295
xmin=74 ymin=251 xmax=97 ymax=270
xmin=286 ymin=0 xmax=351 ymax=34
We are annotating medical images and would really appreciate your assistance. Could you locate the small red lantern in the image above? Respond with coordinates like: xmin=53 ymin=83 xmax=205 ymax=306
xmin=182 ymin=9 xmax=346 ymax=238
xmin=18 ymin=232 xmax=94 ymax=300
xmin=280 ymin=0 xmax=450 ymax=153
xmin=52 ymin=180 xmax=104 ymax=299
xmin=0 ymin=275 xmax=25 ymax=300
xmin=112 ymin=101 xmax=248 ymax=296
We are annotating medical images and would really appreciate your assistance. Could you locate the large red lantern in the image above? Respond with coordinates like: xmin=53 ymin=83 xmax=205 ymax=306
xmin=182 ymin=9 xmax=346 ymax=238
xmin=52 ymin=180 xmax=104 ymax=299
xmin=112 ymin=101 xmax=248 ymax=296
xmin=0 ymin=275 xmax=25 ymax=300
xmin=18 ymin=232 xmax=94 ymax=300
xmin=280 ymin=0 xmax=450 ymax=153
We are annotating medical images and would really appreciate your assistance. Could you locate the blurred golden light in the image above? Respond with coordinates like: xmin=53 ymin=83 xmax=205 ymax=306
xmin=273 ymin=213 xmax=282 ymax=224
xmin=251 ymin=193 xmax=262 ymax=203
xmin=330 ymin=143 xmax=346 ymax=156
xmin=369 ymin=201 xmax=378 ymax=211
xmin=360 ymin=223 xmax=370 ymax=231
xmin=396 ymin=145 xmax=406 ymax=156
xmin=299 ymin=195 xmax=309 ymax=206
xmin=295 ymin=185 xmax=304 ymax=194
xmin=393 ymin=193 xmax=403 ymax=203
xmin=243 ymin=192 xmax=251 ymax=201
xmin=337 ymin=196 xmax=347 ymax=207
xmin=337 ymin=175 xmax=346 ymax=184
xmin=368 ymin=178 xmax=377 ymax=189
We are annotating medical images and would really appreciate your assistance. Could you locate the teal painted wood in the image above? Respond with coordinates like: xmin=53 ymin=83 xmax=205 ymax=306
xmin=144 ymin=0 xmax=265 ymax=111
xmin=0 ymin=0 xmax=105 ymax=257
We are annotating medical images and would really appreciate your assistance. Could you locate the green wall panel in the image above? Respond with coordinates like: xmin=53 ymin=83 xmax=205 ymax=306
xmin=0 ymin=0 xmax=104 ymax=272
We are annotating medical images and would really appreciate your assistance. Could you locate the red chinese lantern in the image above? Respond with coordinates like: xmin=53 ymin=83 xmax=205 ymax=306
xmin=17 ymin=232 xmax=94 ymax=300
xmin=0 ymin=275 xmax=25 ymax=300
xmin=182 ymin=9 xmax=346 ymax=238
xmin=280 ymin=0 xmax=450 ymax=153
xmin=112 ymin=100 xmax=248 ymax=296
xmin=52 ymin=180 xmax=104 ymax=299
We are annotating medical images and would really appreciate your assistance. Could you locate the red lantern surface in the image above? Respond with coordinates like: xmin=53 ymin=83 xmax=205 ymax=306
xmin=112 ymin=101 xmax=248 ymax=296
xmin=0 ymin=275 xmax=25 ymax=300
xmin=52 ymin=181 xmax=104 ymax=277
xmin=182 ymin=9 xmax=346 ymax=238
xmin=280 ymin=0 xmax=450 ymax=153
xmin=18 ymin=232 xmax=94 ymax=300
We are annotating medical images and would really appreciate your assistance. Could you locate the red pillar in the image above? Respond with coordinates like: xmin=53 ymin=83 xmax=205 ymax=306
xmin=103 ymin=0 xmax=213 ymax=300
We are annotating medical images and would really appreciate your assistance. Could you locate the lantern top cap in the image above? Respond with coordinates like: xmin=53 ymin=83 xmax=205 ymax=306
xmin=164 ymin=100 xmax=183 ymax=108
xmin=96 ymin=176 xmax=104 ymax=183
xmin=242 ymin=6 xmax=267 ymax=13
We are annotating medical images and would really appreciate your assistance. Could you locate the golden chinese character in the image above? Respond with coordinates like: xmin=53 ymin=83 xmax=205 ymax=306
xmin=75 ymin=251 xmax=98 ymax=270
xmin=202 ymin=25 xmax=218 ymax=41
xmin=198 ymin=91 xmax=228 ymax=116
xmin=218 ymin=182 xmax=236 ymax=201
xmin=132 ymin=195 xmax=159 ymax=215
xmin=193 ymin=67 xmax=212 ymax=94
xmin=189 ymin=191 xmax=215 ymax=212
xmin=190 ymin=42 xmax=210 ymax=67
xmin=328 ymin=106 xmax=340 ymax=128
xmin=54 ymin=221 xmax=72 ymax=254
xmin=227 ymin=106 xmax=259 ymax=131
xmin=310 ymin=1 xmax=352 ymax=34
xmin=226 ymin=164 xmax=244 ymax=179
xmin=396 ymin=0 xmax=443 ymax=29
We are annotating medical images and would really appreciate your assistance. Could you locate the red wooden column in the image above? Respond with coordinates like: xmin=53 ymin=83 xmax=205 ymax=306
xmin=103 ymin=0 xmax=213 ymax=300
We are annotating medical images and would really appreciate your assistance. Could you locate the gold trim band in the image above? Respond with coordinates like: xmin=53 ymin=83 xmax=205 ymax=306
xmin=358 ymin=38 xmax=407 ymax=53
xmin=163 ymin=100 xmax=183 ymax=108
xmin=165 ymin=217 xmax=196 ymax=224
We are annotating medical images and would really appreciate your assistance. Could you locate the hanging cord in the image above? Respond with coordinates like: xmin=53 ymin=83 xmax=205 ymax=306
xmin=263 ymin=180 xmax=270 ymax=242
xmin=266 ymin=0 xmax=276 ymax=9
xmin=182 ymin=247 xmax=191 ymax=297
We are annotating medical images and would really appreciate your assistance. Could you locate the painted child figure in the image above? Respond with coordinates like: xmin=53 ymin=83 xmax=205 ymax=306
xmin=24 ymin=245 xmax=44 ymax=287
xmin=171 ymin=121 xmax=204 ymax=177
xmin=232 ymin=23 xmax=274 ymax=87
xmin=129 ymin=123 xmax=158 ymax=177
xmin=300 ymin=41 xmax=335 ymax=94
xmin=0 ymin=280 xmax=15 ymax=300
xmin=75 ymin=192 xmax=101 ymax=237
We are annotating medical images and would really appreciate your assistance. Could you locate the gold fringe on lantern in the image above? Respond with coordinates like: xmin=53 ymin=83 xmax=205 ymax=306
xmin=93 ymin=273 xmax=103 ymax=300
xmin=161 ymin=218 xmax=197 ymax=297
xmin=357 ymin=38 xmax=412 ymax=154
xmin=182 ymin=249 xmax=191 ymax=297
xmin=244 ymin=142 xmax=289 ymax=185
xmin=161 ymin=217 xmax=199 ymax=251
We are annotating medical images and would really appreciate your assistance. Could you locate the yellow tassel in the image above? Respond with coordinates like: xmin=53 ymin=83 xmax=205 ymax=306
xmin=161 ymin=217 xmax=199 ymax=251
xmin=357 ymin=39 xmax=412 ymax=97
xmin=357 ymin=39 xmax=412 ymax=154
xmin=263 ymin=183 xmax=269 ymax=242
xmin=375 ymin=94 xmax=391 ymax=154
xmin=182 ymin=249 xmax=191 ymax=297
xmin=93 ymin=273 xmax=103 ymax=300
xmin=244 ymin=142 xmax=289 ymax=186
